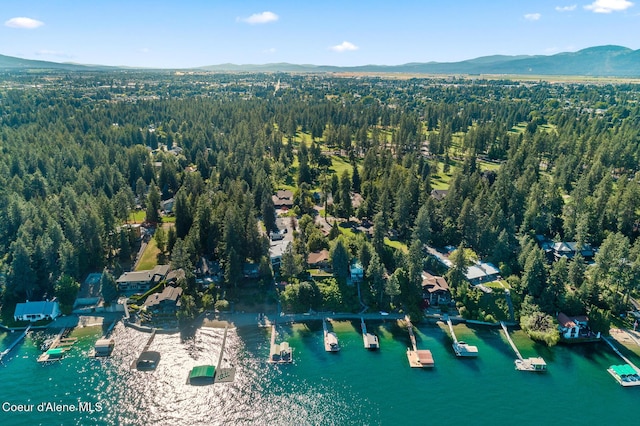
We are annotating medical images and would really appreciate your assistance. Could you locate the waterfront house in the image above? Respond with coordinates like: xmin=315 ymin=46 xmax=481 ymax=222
xmin=557 ymin=312 xmax=599 ymax=340
xmin=143 ymin=285 xmax=183 ymax=314
xmin=421 ymin=272 xmax=451 ymax=306
xmin=14 ymin=300 xmax=61 ymax=322
xmin=116 ymin=264 xmax=170 ymax=292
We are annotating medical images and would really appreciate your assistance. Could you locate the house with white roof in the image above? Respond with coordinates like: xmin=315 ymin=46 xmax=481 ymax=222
xmin=14 ymin=301 xmax=61 ymax=322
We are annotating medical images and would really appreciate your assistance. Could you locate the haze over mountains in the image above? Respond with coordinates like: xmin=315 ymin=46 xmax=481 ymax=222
xmin=2 ymin=45 xmax=640 ymax=76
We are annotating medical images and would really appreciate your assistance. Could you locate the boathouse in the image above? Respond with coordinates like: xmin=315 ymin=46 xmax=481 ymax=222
xmin=13 ymin=301 xmax=61 ymax=322
xmin=189 ymin=365 xmax=216 ymax=385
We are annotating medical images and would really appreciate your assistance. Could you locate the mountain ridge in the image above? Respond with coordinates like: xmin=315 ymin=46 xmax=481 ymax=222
xmin=2 ymin=45 xmax=640 ymax=76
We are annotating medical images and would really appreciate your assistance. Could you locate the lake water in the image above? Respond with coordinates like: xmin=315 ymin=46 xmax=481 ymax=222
xmin=1 ymin=319 xmax=639 ymax=425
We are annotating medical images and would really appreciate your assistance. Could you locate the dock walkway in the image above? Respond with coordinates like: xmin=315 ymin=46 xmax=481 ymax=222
xmin=214 ymin=325 xmax=235 ymax=383
xmin=38 ymin=328 xmax=75 ymax=363
xmin=500 ymin=321 xmax=523 ymax=360
xmin=500 ymin=321 xmax=546 ymax=372
xmin=603 ymin=337 xmax=640 ymax=375
xmin=447 ymin=317 xmax=478 ymax=357
xmin=0 ymin=325 xmax=31 ymax=362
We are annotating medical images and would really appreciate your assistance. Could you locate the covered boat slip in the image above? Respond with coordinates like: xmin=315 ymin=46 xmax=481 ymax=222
xmin=188 ymin=365 xmax=216 ymax=385
xmin=608 ymin=364 xmax=640 ymax=387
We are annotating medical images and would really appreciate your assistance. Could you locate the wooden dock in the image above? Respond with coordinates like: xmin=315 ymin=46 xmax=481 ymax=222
xmin=361 ymin=318 xmax=379 ymax=350
xmin=323 ymin=318 xmax=340 ymax=352
xmin=447 ymin=318 xmax=478 ymax=357
xmin=214 ymin=325 xmax=235 ymax=383
xmin=603 ymin=337 xmax=640 ymax=387
xmin=500 ymin=321 xmax=546 ymax=372
xmin=268 ymin=325 xmax=292 ymax=364
xmin=38 ymin=328 xmax=76 ymax=363
xmin=131 ymin=328 xmax=159 ymax=370
xmin=0 ymin=325 xmax=31 ymax=362
xmin=405 ymin=316 xmax=434 ymax=368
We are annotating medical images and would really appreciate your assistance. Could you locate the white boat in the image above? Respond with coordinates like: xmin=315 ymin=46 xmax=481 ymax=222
xmin=453 ymin=341 xmax=478 ymax=357
xmin=324 ymin=331 xmax=340 ymax=352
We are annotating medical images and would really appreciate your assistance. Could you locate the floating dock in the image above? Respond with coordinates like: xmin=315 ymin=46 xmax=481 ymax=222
xmin=132 ymin=328 xmax=160 ymax=370
xmin=89 ymin=320 xmax=117 ymax=357
xmin=446 ymin=318 xmax=478 ymax=357
xmin=361 ymin=318 xmax=379 ymax=350
xmin=0 ymin=325 xmax=31 ymax=362
xmin=500 ymin=321 xmax=546 ymax=372
xmin=38 ymin=328 xmax=77 ymax=363
xmin=603 ymin=337 xmax=640 ymax=387
xmin=323 ymin=318 xmax=340 ymax=352
xmin=268 ymin=325 xmax=292 ymax=363
xmin=405 ymin=316 xmax=434 ymax=368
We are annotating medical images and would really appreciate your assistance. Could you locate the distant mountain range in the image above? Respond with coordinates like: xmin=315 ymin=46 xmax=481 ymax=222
xmin=2 ymin=45 xmax=640 ymax=76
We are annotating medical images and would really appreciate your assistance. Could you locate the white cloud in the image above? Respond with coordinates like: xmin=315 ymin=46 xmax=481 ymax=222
xmin=5 ymin=17 xmax=44 ymax=29
xmin=263 ymin=47 xmax=277 ymax=54
xmin=239 ymin=11 xmax=279 ymax=24
xmin=555 ymin=5 xmax=577 ymax=11
xmin=139 ymin=48 xmax=151 ymax=54
xmin=524 ymin=13 xmax=542 ymax=21
xmin=585 ymin=0 xmax=634 ymax=13
xmin=330 ymin=41 xmax=359 ymax=52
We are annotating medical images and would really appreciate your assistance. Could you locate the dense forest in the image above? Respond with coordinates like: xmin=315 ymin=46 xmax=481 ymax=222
xmin=1 ymin=71 xmax=639 ymax=342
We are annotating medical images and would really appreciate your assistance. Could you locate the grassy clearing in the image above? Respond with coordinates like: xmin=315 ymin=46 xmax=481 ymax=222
xmin=329 ymin=155 xmax=355 ymax=177
xmin=384 ymin=238 xmax=408 ymax=253
xmin=136 ymin=237 xmax=160 ymax=271
xmin=128 ymin=210 xmax=145 ymax=223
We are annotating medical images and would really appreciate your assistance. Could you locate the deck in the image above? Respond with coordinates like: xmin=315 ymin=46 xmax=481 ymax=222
xmin=603 ymin=337 xmax=640 ymax=387
xmin=37 ymin=328 xmax=76 ymax=363
xmin=323 ymin=318 xmax=340 ymax=352
xmin=361 ymin=318 xmax=379 ymax=350
xmin=447 ymin=317 xmax=478 ymax=357
xmin=405 ymin=316 xmax=434 ymax=368
xmin=268 ymin=325 xmax=293 ymax=364
xmin=500 ymin=321 xmax=546 ymax=372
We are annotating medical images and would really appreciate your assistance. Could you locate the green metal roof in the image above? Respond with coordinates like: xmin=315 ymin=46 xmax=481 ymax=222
xmin=189 ymin=365 xmax=216 ymax=379
xmin=47 ymin=348 xmax=64 ymax=356
xmin=611 ymin=364 xmax=638 ymax=376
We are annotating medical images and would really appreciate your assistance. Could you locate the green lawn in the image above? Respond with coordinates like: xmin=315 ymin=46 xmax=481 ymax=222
xmin=384 ymin=238 xmax=408 ymax=253
xmin=128 ymin=210 xmax=145 ymax=223
xmin=136 ymin=237 xmax=161 ymax=271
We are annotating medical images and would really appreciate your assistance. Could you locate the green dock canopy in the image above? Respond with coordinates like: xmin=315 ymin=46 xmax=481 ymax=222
xmin=46 ymin=348 xmax=64 ymax=356
xmin=189 ymin=365 xmax=216 ymax=380
xmin=611 ymin=364 xmax=638 ymax=376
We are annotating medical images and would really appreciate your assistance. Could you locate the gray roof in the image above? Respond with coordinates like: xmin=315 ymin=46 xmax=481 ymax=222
xmin=144 ymin=285 xmax=183 ymax=308
xmin=465 ymin=262 xmax=500 ymax=281
xmin=14 ymin=301 xmax=59 ymax=317
xmin=117 ymin=265 xmax=170 ymax=284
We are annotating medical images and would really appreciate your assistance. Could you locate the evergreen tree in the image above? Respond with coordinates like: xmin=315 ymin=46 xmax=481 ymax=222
xmin=331 ymin=238 xmax=350 ymax=279
xmin=146 ymin=182 xmax=161 ymax=224
xmin=100 ymin=270 xmax=119 ymax=303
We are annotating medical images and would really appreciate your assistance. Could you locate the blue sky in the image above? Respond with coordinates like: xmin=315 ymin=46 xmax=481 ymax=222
xmin=1 ymin=0 xmax=638 ymax=68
